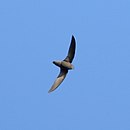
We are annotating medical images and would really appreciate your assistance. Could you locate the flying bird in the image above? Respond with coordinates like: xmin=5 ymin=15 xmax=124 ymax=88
xmin=48 ymin=35 xmax=76 ymax=93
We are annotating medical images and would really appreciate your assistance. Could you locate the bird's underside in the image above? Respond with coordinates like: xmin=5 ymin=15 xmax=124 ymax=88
xmin=48 ymin=35 xmax=76 ymax=93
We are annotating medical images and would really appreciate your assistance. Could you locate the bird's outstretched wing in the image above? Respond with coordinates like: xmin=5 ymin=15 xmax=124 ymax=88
xmin=48 ymin=68 xmax=68 ymax=93
xmin=64 ymin=35 xmax=76 ymax=63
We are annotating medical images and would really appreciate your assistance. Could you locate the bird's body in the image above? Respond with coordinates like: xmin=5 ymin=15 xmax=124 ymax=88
xmin=53 ymin=61 xmax=74 ymax=70
xmin=48 ymin=35 xmax=76 ymax=93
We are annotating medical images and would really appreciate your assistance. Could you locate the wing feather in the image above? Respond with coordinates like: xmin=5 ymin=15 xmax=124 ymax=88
xmin=48 ymin=68 xmax=68 ymax=93
xmin=64 ymin=35 xmax=76 ymax=63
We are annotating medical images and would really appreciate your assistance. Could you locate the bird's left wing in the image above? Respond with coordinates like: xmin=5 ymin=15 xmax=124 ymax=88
xmin=64 ymin=35 xmax=76 ymax=63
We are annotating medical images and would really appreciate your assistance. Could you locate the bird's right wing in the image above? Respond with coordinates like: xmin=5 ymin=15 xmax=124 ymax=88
xmin=64 ymin=35 xmax=76 ymax=63
xmin=48 ymin=68 xmax=68 ymax=93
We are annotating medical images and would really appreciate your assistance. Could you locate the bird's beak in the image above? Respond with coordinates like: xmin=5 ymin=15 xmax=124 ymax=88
xmin=72 ymin=65 xmax=74 ymax=69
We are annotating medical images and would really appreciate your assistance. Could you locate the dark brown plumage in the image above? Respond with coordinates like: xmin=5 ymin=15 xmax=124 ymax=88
xmin=48 ymin=35 xmax=76 ymax=93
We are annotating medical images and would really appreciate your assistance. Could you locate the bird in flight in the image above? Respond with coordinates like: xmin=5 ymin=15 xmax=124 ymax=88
xmin=48 ymin=35 xmax=76 ymax=93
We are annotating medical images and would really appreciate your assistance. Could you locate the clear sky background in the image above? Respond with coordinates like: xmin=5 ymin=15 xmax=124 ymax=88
xmin=0 ymin=0 xmax=130 ymax=130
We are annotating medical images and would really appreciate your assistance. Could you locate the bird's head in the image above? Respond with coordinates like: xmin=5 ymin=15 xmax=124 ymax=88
xmin=53 ymin=61 xmax=62 ymax=67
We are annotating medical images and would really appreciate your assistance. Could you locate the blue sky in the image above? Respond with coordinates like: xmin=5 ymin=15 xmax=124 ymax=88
xmin=0 ymin=0 xmax=130 ymax=129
